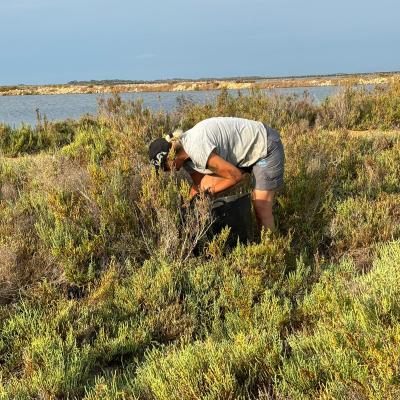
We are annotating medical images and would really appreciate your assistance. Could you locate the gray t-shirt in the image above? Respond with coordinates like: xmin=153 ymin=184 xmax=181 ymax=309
xmin=181 ymin=117 xmax=268 ymax=175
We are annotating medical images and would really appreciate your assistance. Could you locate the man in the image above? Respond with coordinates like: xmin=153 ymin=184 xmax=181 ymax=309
xmin=148 ymin=117 xmax=285 ymax=231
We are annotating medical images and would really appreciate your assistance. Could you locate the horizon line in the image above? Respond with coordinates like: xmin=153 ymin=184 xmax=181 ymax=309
xmin=3 ymin=69 xmax=400 ymax=88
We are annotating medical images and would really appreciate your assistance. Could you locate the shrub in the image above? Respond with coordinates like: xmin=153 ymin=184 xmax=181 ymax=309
xmin=330 ymin=194 xmax=400 ymax=255
xmin=278 ymin=241 xmax=400 ymax=399
xmin=0 ymin=119 xmax=80 ymax=157
xmin=0 ymin=85 xmax=399 ymax=398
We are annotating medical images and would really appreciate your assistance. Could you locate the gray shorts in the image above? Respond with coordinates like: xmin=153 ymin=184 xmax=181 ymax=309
xmin=251 ymin=127 xmax=285 ymax=191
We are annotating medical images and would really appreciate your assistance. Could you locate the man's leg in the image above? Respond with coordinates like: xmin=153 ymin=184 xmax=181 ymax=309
xmin=252 ymin=189 xmax=276 ymax=231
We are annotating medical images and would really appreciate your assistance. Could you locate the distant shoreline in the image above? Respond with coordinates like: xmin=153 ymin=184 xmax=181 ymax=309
xmin=1 ymin=72 xmax=399 ymax=97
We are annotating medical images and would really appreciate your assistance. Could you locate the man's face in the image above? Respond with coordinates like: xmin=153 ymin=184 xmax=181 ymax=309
xmin=165 ymin=158 xmax=183 ymax=172
xmin=164 ymin=159 xmax=173 ymax=171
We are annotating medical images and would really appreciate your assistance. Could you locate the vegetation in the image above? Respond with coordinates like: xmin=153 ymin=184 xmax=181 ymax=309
xmin=0 ymin=82 xmax=399 ymax=399
xmin=65 ymin=71 xmax=400 ymax=86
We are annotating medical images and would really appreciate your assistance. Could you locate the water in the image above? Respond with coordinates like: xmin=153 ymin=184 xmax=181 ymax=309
xmin=0 ymin=86 xmax=341 ymax=127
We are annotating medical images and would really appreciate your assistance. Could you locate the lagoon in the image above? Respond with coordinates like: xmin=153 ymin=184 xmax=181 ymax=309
xmin=0 ymin=86 xmax=341 ymax=127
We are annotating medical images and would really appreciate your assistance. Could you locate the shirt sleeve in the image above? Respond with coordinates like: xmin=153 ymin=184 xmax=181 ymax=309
xmin=190 ymin=130 xmax=216 ymax=170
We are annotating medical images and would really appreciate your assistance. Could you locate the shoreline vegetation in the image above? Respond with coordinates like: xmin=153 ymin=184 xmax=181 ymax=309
xmin=1 ymin=71 xmax=399 ymax=96
xmin=0 ymin=83 xmax=400 ymax=398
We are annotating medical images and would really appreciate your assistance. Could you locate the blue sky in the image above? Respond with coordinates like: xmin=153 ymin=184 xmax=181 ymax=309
xmin=1 ymin=0 xmax=399 ymax=85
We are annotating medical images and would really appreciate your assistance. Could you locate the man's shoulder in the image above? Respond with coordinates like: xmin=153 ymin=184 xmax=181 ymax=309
xmin=183 ymin=119 xmax=213 ymax=138
xmin=184 ymin=117 xmax=264 ymax=138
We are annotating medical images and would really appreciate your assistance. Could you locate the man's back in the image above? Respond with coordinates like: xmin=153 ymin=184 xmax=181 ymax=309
xmin=181 ymin=117 xmax=268 ymax=173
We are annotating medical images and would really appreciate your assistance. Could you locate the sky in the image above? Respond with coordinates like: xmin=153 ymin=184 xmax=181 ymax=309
xmin=1 ymin=0 xmax=399 ymax=85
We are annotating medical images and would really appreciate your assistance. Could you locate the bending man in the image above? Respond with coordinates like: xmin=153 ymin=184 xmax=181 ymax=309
xmin=148 ymin=117 xmax=285 ymax=231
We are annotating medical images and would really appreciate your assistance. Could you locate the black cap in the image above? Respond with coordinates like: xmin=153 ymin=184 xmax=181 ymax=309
xmin=148 ymin=138 xmax=172 ymax=171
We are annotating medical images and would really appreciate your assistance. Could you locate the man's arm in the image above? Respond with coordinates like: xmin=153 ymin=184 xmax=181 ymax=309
xmin=203 ymin=152 xmax=244 ymax=194
xmin=189 ymin=170 xmax=205 ymax=197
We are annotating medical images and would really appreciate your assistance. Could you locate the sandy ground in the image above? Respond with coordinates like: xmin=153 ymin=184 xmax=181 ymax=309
xmin=1 ymin=73 xmax=399 ymax=97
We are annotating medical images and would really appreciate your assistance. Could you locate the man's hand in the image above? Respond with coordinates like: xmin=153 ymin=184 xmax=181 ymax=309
xmin=189 ymin=185 xmax=199 ymax=199
xmin=188 ymin=171 xmax=205 ymax=199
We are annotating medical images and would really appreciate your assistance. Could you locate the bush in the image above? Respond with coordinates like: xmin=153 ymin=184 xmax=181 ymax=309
xmin=0 ymin=119 xmax=81 ymax=157
xmin=0 ymin=85 xmax=399 ymax=398
xmin=278 ymin=241 xmax=400 ymax=399
xmin=330 ymin=194 xmax=400 ymax=254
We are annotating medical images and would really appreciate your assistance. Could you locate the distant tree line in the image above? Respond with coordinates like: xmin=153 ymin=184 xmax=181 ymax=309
xmin=66 ymin=71 xmax=400 ymax=86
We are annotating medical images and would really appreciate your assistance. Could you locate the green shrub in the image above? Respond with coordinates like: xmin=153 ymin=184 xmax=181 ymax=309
xmin=278 ymin=241 xmax=400 ymax=399
xmin=0 ymin=121 xmax=76 ymax=157
xmin=318 ymin=82 xmax=400 ymax=130
xmin=330 ymin=194 xmax=400 ymax=254
xmin=0 ymin=86 xmax=399 ymax=398
xmin=133 ymin=331 xmax=282 ymax=400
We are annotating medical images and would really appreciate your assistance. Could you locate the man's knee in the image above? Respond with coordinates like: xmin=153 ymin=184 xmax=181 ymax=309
xmin=252 ymin=189 xmax=275 ymax=201
xmin=251 ymin=191 xmax=276 ymax=231
xmin=252 ymin=199 xmax=273 ymax=218
xmin=252 ymin=189 xmax=275 ymax=207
